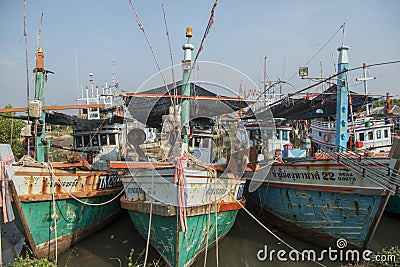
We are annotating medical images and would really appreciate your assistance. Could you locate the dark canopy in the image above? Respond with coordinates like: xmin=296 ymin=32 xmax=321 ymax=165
xmin=124 ymin=82 xmax=249 ymax=130
xmin=248 ymin=85 xmax=374 ymax=120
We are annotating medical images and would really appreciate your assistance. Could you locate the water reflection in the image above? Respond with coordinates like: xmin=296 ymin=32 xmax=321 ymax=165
xmin=56 ymin=210 xmax=399 ymax=267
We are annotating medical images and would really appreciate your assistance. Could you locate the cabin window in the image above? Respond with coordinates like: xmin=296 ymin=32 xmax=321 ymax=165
xmin=384 ymin=129 xmax=389 ymax=138
xmin=201 ymin=138 xmax=209 ymax=149
xmin=83 ymin=135 xmax=91 ymax=147
xmin=367 ymin=131 xmax=373 ymax=141
xmin=92 ymin=135 xmax=99 ymax=146
xmin=376 ymin=130 xmax=382 ymax=139
xmin=194 ymin=137 xmax=201 ymax=147
xmin=100 ymin=135 xmax=108 ymax=146
xmin=359 ymin=132 xmax=365 ymax=141
xmin=276 ymin=131 xmax=280 ymax=140
xmin=282 ymin=131 xmax=289 ymax=141
xmin=109 ymin=134 xmax=116 ymax=145
xmin=75 ymin=136 xmax=83 ymax=147
xmin=318 ymin=131 xmax=322 ymax=137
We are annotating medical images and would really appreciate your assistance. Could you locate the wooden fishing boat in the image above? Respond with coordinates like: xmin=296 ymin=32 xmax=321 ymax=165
xmin=111 ymin=28 xmax=246 ymax=267
xmin=0 ymin=47 xmax=125 ymax=260
xmin=244 ymin=41 xmax=400 ymax=249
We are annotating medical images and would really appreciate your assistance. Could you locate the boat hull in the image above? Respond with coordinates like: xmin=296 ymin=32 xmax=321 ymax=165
xmin=245 ymin=158 xmax=390 ymax=249
xmin=120 ymin=166 xmax=245 ymax=266
xmin=6 ymin=165 xmax=123 ymax=259
xmin=123 ymin=200 xmax=242 ymax=267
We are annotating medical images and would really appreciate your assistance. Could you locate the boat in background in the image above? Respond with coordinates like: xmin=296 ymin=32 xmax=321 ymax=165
xmin=111 ymin=28 xmax=246 ymax=267
xmin=308 ymin=67 xmax=400 ymax=217
xmin=0 ymin=47 xmax=125 ymax=260
xmin=244 ymin=41 xmax=400 ymax=249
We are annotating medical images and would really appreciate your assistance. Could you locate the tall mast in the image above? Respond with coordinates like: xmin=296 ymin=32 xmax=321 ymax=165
xmin=356 ymin=63 xmax=375 ymax=116
xmin=33 ymin=47 xmax=49 ymax=162
xmin=181 ymin=27 xmax=194 ymax=155
xmin=335 ymin=44 xmax=350 ymax=152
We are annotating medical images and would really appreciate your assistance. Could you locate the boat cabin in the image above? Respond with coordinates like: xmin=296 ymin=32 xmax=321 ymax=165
xmin=310 ymin=117 xmax=393 ymax=155
xmin=73 ymin=123 xmax=127 ymax=170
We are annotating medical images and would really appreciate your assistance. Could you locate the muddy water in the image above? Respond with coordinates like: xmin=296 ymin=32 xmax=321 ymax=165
xmin=52 ymin=211 xmax=400 ymax=267
xmin=2 ymin=210 xmax=399 ymax=266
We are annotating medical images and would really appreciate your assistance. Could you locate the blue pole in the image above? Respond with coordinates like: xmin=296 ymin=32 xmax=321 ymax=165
xmin=181 ymin=28 xmax=194 ymax=155
xmin=335 ymin=45 xmax=349 ymax=152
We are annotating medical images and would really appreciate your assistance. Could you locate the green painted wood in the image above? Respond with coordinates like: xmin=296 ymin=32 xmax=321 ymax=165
xmin=128 ymin=209 xmax=239 ymax=267
xmin=12 ymin=195 xmax=121 ymax=246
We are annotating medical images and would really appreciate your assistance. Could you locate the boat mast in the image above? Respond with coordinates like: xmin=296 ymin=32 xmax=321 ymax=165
xmin=335 ymin=43 xmax=350 ymax=152
xmin=356 ymin=63 xmax=375 ymax=116
xmin=33 ymin=47 xmax=50 ymax=162
xmin=181 ymin=27 xmax=194 ymax=155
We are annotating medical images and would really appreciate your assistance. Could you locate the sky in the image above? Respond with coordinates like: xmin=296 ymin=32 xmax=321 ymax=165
xmin=0 ymin=0 xmax=399 ymax=113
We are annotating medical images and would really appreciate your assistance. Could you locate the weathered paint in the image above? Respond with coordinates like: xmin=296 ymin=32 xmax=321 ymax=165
xmin=6 ymin=164 xmax=123 ymax=259
xmin=245 ymin=158 xmax=390 ymax=248
xmin=122 ymin=168 xmax=244 ymax=207
xmin=246 ymin=185 xmax=384 ymax=248
xmin=127 ymin=208 xmax=239 ymax=267
xmin=121 ymin=163 xmax=245 ymax=266
xmin=12 ymin=193 xmax=121 ymax=259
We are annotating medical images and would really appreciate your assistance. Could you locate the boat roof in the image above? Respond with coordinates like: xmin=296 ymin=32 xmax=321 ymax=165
xmin=124 ymin=81 xmax=249 ymax=130
xmin=249 ymin=85 xmax=377 ymax=120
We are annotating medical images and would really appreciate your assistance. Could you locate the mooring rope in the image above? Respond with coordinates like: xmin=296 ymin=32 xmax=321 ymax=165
xmin=217 ymin=179 xmax=327 ymax=267
xmin=128 ymin=0 xmax=174 ymax=106
xmin=45 ymin=162 xmax=125 ymax=206
xmin=47 ymin=163 xmax=58 ymax=265
xmin=143 ymin=169 xmax=154 ymax=267
xmin=214 ymin=175 xmax=219 ymax=267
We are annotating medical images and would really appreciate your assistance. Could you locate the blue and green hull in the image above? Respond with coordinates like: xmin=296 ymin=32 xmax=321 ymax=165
xmin=122 ymin=199 xmax=244 ymax=267
xmin=245 ymin=160 xmax=390 ymax=249
xmin=246 ymin=185 xmax=387 ymax=249
xmin=11 ymin=190 xmax=122 ymax=259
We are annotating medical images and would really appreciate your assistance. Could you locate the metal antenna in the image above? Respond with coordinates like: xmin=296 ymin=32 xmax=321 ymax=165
xmin=37 ymin=11 xmax=44 ymax=48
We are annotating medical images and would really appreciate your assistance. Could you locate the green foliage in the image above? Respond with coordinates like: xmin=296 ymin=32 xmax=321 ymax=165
xmin=127 ymin=249 xmax=163 ymax=267
xmin=0 ymin=104 xmax=26 ymax=159
xmin=373 ymin=246 xmax=400 ymax=267
xmin=5 ymin=254 xmax=56 ymax=267
xmin=372 ymin=98 xmax=400 ymax=108
xmin=342 ymin=246 xmax=400 ymax=267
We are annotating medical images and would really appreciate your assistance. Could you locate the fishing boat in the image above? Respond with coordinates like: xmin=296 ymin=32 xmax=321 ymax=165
xmin=308 ymin=69 xmax=400 ymax=217
xmin=111 ymin=28 xmax=246 ymax=267
xmin=244 ymin=41 xmax=400 ymax=249
xmin=0 ymin=47 xmax=125 ymax=260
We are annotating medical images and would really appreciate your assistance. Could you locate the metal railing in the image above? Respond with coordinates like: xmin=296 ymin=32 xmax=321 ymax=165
xmin=318 ymin=146 xmax=400 ymax=196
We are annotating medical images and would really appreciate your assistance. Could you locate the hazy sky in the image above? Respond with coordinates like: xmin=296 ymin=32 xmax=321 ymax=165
xmin=1 ymin=0 xmax=399 ymax=112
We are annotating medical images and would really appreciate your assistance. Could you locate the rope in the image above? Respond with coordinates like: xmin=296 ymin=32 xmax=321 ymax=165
xmin=218 ymin=180 xmax=327 ymax=267
xmin=48 ymin=163 xmax=58 ymax=264
xmin=214 ymin=174 xmax=219 ymax=267
xmin=1 ymin=154 xmax=16 ymax=223
xmin=23 ymin=0 xmax=30 ymax=152
xmin=143 ymin=170 xmax=154 ymax=267
xmin=45 ymin=162 xmax=125 ymax=206
xmin=203 ymin=195 xmax=212 ymax=267
xmin=128 ymin=0 xmax=174 ymax=105
xmin=252 ymin=59 xmax=400 ymax=117
xmin=318 ymin=147 xmax=400 ymax=193
xmin=287 ymin=23 xmax=345 ymax=83
xmin=186 ymin=0 xmax=218 ymax=92
xmin=161 ymin=4 xmax=178 ymax=107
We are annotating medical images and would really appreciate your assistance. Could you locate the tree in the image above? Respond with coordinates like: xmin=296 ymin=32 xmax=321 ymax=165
xmin=0 ymin=104 xmax=26 ymax=159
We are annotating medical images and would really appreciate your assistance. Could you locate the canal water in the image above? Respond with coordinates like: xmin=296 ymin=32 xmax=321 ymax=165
xmin=2 ymin=209 xmax=399 ymax=266
xmin=53 ymin=210 xmax=399 ymax=267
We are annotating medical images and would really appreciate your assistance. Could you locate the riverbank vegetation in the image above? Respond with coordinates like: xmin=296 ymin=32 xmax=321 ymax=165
xmin=343 ymin=246 xmax=400 ymax=267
